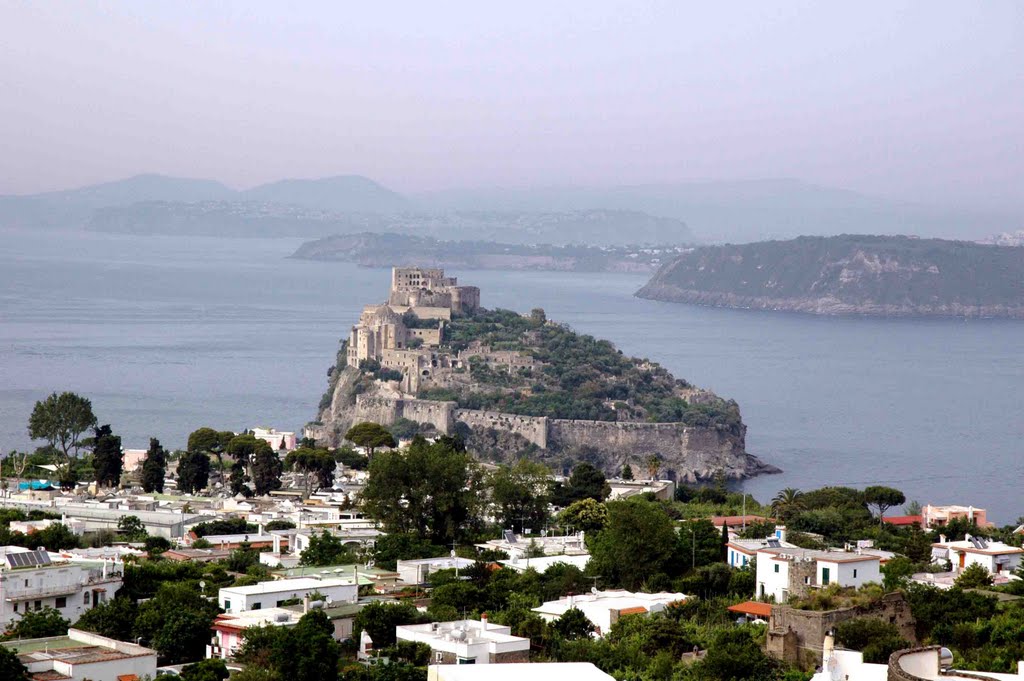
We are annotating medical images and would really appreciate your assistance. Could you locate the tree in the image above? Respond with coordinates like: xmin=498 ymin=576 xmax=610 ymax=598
xmin=92 ymin=424 xmax=123 ymax=488
xmin=559 ymin=498 xmax=608 ymax=535
xmin=177 ymin=450 xmax=211 ymax=494
xmin=645 ymin=454 xmax=660 ymax=480
xmin=678 ymin=519 xmax=726 ymax=572
xmin=864 ymin=486 xmax=906 ymax=526
xmin=6 ymin=607 xmax=69 ymax=639
xmin=75 ymin=597 xmax=138 ymax=641
xmin=361 ymin=436 xmax=482 ymax=544
xmin=141 ymin=438 xmax=167 ymax=493
xmin=251 ymin=444 xmax=283 ymax=496
xmin=835 ymin=618 xmax=910 ymax=664
xmin=0 ymin=646 xmax=29 ymax=680
xmin=180 ymin=658 xmax=229 ymax=681
xmin=344 ymin=422 xmax=397 ymax=457
xmin=552 ymin=463 xmax=610 ymax=507
xmin=300 ymin=530 xmax=356 ymax=566
xmin=620 ymin=462 xmax=633 ymax=480
xmin=118 ymin=515 xmax=148 ymax=541
xmin=489 ymin=460 xmax=552 ymax=534
xmin=145 ymin=536 xmax=172 ymax=555
xmin=590 ymin=500 xmax=679 ymax=590
xmin=954 ymin=563 xmax=994 ymax=589
xmin=697 ymin=626 xmax=781 ymax=681
xmin=770 ymin=488 xmax=805 ymax=522
xmin=187 ymin=427 xmax=234 ymax=475
xmin=134 ymin=582 xmax=220 ymax=664
xmin=285 ymin=448 xmax=336 ymax=496
xmin=352 ymin=601 xmax=427 ymax=649
xmin=552 ymin=607 xmax=595 ymax=640
xmin=27 ymin=391 xmax=97 ymax=470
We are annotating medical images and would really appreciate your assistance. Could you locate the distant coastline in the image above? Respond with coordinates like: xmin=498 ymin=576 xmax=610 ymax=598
xmin=290 ymin=232 xmax=691 ymax=273
xmin=637 ymin=234 xmax=1024 ymax=319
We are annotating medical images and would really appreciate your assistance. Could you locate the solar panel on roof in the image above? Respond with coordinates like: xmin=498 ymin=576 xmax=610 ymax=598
xmin=503 ymin=530 xmax=517 ymax=544
xmin=5 ymin=549 xmax=51 ymax=568
xmin=766 ymin=539 xmax=781 ymax=548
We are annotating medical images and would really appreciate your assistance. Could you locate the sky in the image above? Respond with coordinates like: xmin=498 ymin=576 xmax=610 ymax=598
xmin=1 ymin=2 xmax=1022 ymax=210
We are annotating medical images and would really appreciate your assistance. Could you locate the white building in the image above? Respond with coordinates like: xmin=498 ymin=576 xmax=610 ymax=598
xmin=726 ymin=536 xmax=797 ymax=569
xmin=397 ymin=616 xmax=530 ymax=665
xmin=2 ymin=628 xmax=157 ymax=681
xmin=0 ymin=547 xmax=123 ymax=629
xmin=500 ymin=553 xmax=590 ymax=574
xmin=814 ymin=639 xmax=1024 ymax=681
xmin=209 ymin=601 xmax=366 ymax=660
xmin=428 ymin=662 xmax=614 ymax=681
xmin=932 ymin=535 xmax=1024 ymax=576
xmin=397 ymin=556 xmax=476 ymax=585
xmin=476 ymin=531 xmax=587 ymax=559
xmin=532 ymin=590 xmax=687 ymax=637
xmin=253 ymin=427 xmax=297 ymax=452
xmin=218 ymin=576 xmax=358 ymax=614
xmin=755 ymin=547 xmax=881 ymax=603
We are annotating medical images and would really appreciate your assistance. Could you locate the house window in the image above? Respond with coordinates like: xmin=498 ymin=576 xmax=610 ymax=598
xmin=822 ymin=567 xmax=831 ymax=585
xmin=13 ymin=603 xmax=17 ymax=613
xmin=34 ymin=600 xmax=41 ymax=611
xmin=853 ymin=569 xmax=858 ymax=578
xmin=55 ymin=597 xmax=67 ymax=608
xmin=457 ymin=657 xmax=476 ymax=665
xmin=252 ymin=602 xmax=261 ymax=610
xmin=774 ymin=564 xmax=779 ymax=573
xmin=224 ymin=600 xmax=231 ymax=611
xmin=84 ymin=593 xmax=90 ymax=605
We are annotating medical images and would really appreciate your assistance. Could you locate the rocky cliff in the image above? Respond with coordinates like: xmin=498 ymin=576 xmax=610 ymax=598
xmin=310 ymin=309 xmax=778 ymax=481
xmin=636 ymin=234 xmax=1024 ymax=318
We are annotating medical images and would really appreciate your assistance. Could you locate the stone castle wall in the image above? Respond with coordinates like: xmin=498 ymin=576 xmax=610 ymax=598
xmin=454 ymin=409 xmax=548 ymax=448
xmin=322 ymin=391 xmax=754 ymax=480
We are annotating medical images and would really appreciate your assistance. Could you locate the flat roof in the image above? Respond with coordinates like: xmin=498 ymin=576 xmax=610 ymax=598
xmin=220 ymin=576 xmax=356 ymax=595
xmin=429 ymin=662 xmax=614 ymax=681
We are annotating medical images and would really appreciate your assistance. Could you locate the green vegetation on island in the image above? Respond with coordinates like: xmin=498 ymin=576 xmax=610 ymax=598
xmin=637 ymin=234 xmax=1024 ymax=318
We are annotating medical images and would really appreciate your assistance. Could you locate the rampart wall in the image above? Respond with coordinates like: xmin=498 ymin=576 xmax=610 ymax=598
xmin=454 ymin=409 xmax=548 ymax=448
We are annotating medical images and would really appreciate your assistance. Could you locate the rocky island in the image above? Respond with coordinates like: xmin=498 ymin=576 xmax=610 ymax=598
xmin=308 ymin=267 xmax=776 ymax=481
xmin=290 ymin=232 xmax=689 ymax=273
xmin=637 ymin=234 xmax=1024 ymax=318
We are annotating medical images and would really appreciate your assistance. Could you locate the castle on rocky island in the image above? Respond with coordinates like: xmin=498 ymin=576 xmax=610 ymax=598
xmin=311 ymin=267 xmax=776 ymax=481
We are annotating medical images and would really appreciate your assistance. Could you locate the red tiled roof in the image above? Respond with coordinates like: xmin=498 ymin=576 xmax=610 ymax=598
xmin=618 ymin=606 xmax=649 ymax=616
xmin=118 ymin=675 xmax=140 ymax=681
xmin=728 ymin=601 xmax=773 ymax=618
xmin=882 ymin=515 xmax=923 ymax=526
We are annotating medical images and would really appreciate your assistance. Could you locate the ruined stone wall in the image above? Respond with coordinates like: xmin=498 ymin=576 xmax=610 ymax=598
xmin=402 ymin=399 xmax=456 ymax=433
xmin=455 ymin=409 xmax=548 ymax=448
xmin=768 ymin=593 xmax=917 ymax=670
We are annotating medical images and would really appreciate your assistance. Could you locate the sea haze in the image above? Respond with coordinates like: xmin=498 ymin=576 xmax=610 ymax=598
xmin=1 ymin=230 xmax=1021 ymax=523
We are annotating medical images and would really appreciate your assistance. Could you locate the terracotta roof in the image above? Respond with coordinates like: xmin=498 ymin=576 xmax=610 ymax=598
xmin=728 ymin=601 xmax=773 ymax=618
xmin=118 ymin=675 xmax=140 ymax=681
xmin=618 ymin=606 xmax=649 ymax=616
xmin=31 ymin=672 xmax=72 ymax=681
xmin=882 ymin=515 xmax=923 ymax=526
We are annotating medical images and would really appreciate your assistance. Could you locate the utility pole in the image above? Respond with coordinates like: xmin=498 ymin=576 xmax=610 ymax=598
xmin=742 ymin=493 xmax=747 ymax=533
xmin=688 ymin=526 xmax=695 ymax=570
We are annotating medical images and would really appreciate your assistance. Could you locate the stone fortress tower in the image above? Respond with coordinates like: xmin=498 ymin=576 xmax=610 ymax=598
xmin=345 ymin=267 xmax=480 ymax=394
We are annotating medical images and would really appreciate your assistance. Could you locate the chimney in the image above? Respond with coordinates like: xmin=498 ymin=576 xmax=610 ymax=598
xmin=480 ymin=612 xmax=488 ymax=630
xmin=939 ymin=534 xmax=947 ymax=544
xmin=303 ymin=595 xmax=310 ymax=614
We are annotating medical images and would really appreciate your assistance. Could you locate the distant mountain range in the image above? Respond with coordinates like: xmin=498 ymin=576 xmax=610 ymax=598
xmin=2 ymin=173 xmax=1019 ymax=244
xmin=636 ymin=234 xmax=1024 ymax=318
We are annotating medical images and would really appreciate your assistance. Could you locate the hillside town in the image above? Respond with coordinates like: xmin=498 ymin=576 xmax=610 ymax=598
xmin=1 ymin=270 xmax=1022 ymax=681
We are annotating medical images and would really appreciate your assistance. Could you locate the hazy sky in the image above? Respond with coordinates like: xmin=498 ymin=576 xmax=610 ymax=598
xmin=1 ymin=2 xmax=1022 ymax=209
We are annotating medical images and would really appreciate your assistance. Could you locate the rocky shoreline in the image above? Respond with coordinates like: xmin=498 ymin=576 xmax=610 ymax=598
xmin=635 ymin=284 xmax=1024 ymax=319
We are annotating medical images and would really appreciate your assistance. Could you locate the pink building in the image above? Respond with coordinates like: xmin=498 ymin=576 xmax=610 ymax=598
xmin=922 ymin=505 xmax=993 ymax=530
xmin=123 ymin=449 xmax=148 ymax=472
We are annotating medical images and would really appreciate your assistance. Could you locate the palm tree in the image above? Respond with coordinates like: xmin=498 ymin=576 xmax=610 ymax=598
xmin=771 ymin=487 xmax=805 ymax=522
xmin=645 ymin=454 xmax=660 ymax=481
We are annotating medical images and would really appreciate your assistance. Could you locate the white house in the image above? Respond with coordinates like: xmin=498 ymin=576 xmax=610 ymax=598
xmin=499 ymin=553 xmax=590 ymax=574
xmin=755 ymin=547 xmax=881 ymax=603
xmin=532 ymin=590 xmax=687 ymax=637
xmin=0 ymin=547 xmax=123 ymax=629
xmin=932 ymin=535 xmax=1024 ymax=576
xmin=218 ymin=576 xmax=357 ymax=614
xmin=427 ymin=662 xmax=615 ymax=681
xmin=396 ymin=616 xmax=530 ymax=665
xmin=397 ymin=556 xmax=476 ymax=585
xmin=726 ymin=535 xmax=797 ymax=569
xmin=2 ymin=628 xmax=157 ymax=681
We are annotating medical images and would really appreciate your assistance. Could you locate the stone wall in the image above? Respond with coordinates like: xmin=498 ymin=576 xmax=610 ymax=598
xmin=767 ymin=593 xmax=917 ymax=670
xmin=455 ymin=409 xmax=548 ymax=448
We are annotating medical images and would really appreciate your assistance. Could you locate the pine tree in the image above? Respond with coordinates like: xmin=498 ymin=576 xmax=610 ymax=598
xmin=177 ymin=451 xmax=210 ymax=495
xmin=92 ymin=424 xmax=123 ymax=488
xmin=141 ymin=438 xmax=167 ymax=493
